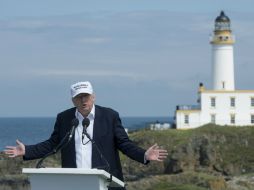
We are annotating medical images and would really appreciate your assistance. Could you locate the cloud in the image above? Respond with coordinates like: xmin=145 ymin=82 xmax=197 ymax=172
xmin=78 ymin=37 xmax=111 ymax=44
xmin=0 ymin=17 xmax=98 ymax=33
xmin=24 ymin=69 xmax=146 ymax=80
xmin=0 ymin=19 xmax=52 ymax=32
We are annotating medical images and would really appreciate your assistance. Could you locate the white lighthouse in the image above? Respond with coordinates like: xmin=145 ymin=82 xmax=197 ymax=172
xmin=210 ymin=11 xmax=235 ymax=90
xmin=175 ymin=11 xmax=254 ymax=129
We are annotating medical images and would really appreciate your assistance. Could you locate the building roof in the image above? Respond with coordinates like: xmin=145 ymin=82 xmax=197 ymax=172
xmin=215 ymin=11 xmax=230 ymax=23
xmin=200 ymin=90 xmax=254 ymax=94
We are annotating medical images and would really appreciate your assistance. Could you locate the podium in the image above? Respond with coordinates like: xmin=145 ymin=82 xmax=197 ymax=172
xmin=23 ymin=168 xmax=125 ymax=190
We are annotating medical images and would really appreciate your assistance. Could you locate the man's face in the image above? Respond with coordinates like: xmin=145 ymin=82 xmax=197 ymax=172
xmin=72 ymin=93 xmax=95 ymax=117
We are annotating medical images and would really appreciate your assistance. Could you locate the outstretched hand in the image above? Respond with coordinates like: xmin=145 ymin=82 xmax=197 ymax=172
xmin=4 ymin=139 xmax=25 ymax=158
xmin=145 ymin=143 xmax=168 ymax=161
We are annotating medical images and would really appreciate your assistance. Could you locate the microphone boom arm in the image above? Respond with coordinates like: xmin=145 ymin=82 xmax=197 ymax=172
xmin=36 ymin=118 xmax=79 ymax=168
xmin=83 ymin=129 xmax=111 ymax=173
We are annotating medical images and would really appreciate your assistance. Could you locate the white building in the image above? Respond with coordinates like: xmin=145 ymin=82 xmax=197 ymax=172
xmin=149 ymin=122 xmax=171 ymax=130
xmin=175 ymin=11 xmax=254 ymax=129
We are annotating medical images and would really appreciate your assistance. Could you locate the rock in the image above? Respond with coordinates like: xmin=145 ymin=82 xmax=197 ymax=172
xmin=0 ymin=176 xmax=30 ymax=190
xmin=226 ymin=175 xmax=254 ymax=190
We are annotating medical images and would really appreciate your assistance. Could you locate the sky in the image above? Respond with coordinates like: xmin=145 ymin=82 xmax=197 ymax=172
xmin=0 ymin=0 xmax=254 ymax=117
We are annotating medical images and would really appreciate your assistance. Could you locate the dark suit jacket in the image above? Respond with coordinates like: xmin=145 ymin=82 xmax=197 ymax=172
xmin=24 ymin=105 xmax=147 ymax=185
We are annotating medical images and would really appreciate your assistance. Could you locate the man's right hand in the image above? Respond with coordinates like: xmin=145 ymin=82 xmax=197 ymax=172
xmin=4 ymin=139 xmax=25 ymax=157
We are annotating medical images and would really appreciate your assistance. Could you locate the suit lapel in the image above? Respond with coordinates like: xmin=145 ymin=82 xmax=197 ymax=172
xmin=93 ymin=106 xmax=108 ymax=142
xmin=92 ymin=105 xmax=106 ymax=168
xmin=93 ymin=106 xmax=102 ymax=142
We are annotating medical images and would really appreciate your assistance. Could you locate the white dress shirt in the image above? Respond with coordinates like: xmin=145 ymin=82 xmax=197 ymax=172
xmin=75 ymin=105 xmax=95 ymax=168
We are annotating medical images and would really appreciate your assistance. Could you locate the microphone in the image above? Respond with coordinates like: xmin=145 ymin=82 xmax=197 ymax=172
xmin=82 ymin=118 xmax=91 ymax=142
xmin=36 ymin=118 xmax=79 ymax=168
xmin=68 ymin=118 xmax=79 ymax=142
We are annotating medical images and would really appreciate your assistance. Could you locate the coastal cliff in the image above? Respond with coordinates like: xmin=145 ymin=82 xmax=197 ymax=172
xmin=1 ymin=124 xmax=254 ymax=190
xmin=123 ymin=124 xmax=254 ymax=189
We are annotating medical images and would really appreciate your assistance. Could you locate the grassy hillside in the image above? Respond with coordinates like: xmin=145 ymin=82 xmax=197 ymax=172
xmin=1 ymin=124 xmax=254 ymax=190
xmin=121 ymin=124 xmax=254 ymax=189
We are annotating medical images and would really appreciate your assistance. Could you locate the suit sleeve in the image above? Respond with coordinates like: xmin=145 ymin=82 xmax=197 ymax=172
xmin=113 ymin=112 xmax=147 ymax=164
xmin=23 ymin=114 xmax=61 ymax=160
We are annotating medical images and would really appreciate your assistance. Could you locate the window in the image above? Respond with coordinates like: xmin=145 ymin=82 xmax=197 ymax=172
xmin=230 ymin=114 xmax=235 ymax=124
xmin=251 ymin=115 xmax=254 ymax=124
xmin=184 ymin=114 xmax=189 ymax=124
xmin=211 ymin=114 xmax=216 ymax=124
xmin=251 ymin=97 xmax=254 ymax=107
xmin=211 ymin=97 xmax=216 ymax=108
xmin=230 ymin=97 xmax=235 ymax=107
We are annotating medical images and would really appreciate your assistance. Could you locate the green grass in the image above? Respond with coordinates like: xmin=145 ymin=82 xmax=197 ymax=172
xmin=122 ymin=124 xmax=254 ymax=178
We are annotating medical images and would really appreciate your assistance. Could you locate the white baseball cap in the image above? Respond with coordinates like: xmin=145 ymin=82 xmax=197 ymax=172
xmin=70 ymin=81 xmax=93 ymax=98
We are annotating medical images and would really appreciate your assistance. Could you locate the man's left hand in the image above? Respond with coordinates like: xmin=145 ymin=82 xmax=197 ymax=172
xmin=145 ymin=143 xmax=168 ymax=161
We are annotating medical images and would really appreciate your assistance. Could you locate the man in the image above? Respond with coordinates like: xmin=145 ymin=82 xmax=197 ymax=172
xmin=4 ymin=81 xmax=168 ymax=189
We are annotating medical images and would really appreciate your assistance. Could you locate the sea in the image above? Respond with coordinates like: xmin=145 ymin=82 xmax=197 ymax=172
xmin=0 ymin=116 xmax=172 ymax=151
